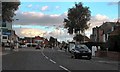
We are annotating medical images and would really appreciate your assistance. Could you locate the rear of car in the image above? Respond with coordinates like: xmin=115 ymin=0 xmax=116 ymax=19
xmin=35 ymin=44 xmax=41 ymax=49
xmin=71 ymin=44 xmax=92 ymax=60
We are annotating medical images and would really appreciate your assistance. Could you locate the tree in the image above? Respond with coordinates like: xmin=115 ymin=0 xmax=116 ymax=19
xmin=2 ymin=2 xmax=20 ymax=22
xmin=64 ymin=2 xmax=91 ymax=41
xmin=49 ymin=36 xmax=57 ymax=47
xmin=73 ymin=34 xmax=84 ymax=42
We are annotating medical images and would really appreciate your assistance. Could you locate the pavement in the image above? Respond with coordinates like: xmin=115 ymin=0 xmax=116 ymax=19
xmin=0 ymin=47 xmax=16 ymax=56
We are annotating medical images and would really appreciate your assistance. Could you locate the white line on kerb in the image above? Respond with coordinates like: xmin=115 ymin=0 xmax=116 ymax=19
xmin=59 ymin=65 xmax=71 ymax=72
xmin=50 ymin=59 xmax=56 ymax=64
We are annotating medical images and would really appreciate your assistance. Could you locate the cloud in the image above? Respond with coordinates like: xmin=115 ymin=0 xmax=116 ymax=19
xmin=28 ymin=4 xmax=33 ymax=8
xmin=13 ymin=28 xmax=46 ymax=37
xmin=13 ymin=12 xmax=117 ymax=40
xmin=94 ymin=14 xmax=109 ymax=21
xmin=55 ymin=6 xmax=60 ymax=9
xmin=50 ymin=14 xmax=60 ymax=17
xmin=86 ymin=14 xmax=118 ymax=37
xmin=90 ymin=14 xmax=110 ymax=28
xmin=41 ymin=6 xmax=49 ymax=11
xmin=13 ymin=11 xmax=67 ymax=26
xmin=44 ymin=28 xmax=73 ymax=42
xmin=108 ymin=2 xmax=118 ymax=5
xmin=13 ymin=26 xmax=73 ymax=42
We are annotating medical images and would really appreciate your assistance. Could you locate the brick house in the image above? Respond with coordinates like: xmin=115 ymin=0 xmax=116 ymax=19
xmin=90 ymin=22 xmax=117 ymax=42
xmin=90 ymin=26 xmax=104 ymax=42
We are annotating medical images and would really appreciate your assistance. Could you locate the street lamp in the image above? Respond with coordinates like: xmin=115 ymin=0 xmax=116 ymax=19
xmin=28 ymin=31 xmax=32 ymax=47
xmin=55 ymin=27 xmax=60 ymax=48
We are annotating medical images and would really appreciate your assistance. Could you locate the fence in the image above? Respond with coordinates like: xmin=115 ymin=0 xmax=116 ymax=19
xmin=96 ymin=51 xmax=120 ymax=61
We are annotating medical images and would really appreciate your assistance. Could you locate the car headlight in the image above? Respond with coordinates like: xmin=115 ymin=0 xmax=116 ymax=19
xmin=75 ymin=50 xmax=80 ymax=53
xmin=88 ymin=50 xmax=91 ymax=53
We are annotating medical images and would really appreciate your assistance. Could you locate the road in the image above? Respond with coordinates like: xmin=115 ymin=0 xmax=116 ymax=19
xmin=1 ymin=47 xmax=119 ymax=72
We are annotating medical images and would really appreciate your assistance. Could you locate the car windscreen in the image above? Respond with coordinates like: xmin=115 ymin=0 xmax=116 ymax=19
xmin=75 ymin=45 xmax=89 ymax=51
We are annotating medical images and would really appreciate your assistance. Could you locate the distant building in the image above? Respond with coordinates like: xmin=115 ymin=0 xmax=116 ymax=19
xmin=100 ymin=22 xmax=116 ymax=42
xmin=73 ymin=34 xmax=91 ymax=43
xmin=90 ymin=22 xmax=117 ymax=42
xmin=19 ymin=36 xmax=48 ymax=47
xmin=84 ymin=36 xmax=91 ymax=43
xmin=90 ymin=26 xmax=104 ymax=42
xmin=110 ymin=25 xmax=120 ymax=36
xmin=0 ymin=19 xmax=12 ymax=45
xmin=34 ymin=36 xmax=44 ymax=44
xmin=0 ymin=2 xmax=19 ymax=48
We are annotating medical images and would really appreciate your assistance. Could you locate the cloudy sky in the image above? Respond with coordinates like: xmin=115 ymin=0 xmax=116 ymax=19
xmin=12 ymin=1 xmax=118 ymax=42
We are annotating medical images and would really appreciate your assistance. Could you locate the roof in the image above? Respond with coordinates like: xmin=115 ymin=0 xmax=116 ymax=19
xmin=73 ymin=34 xmax=91 ymax=42
xmin=100 ymin=22 xmax=116 ymax=34
xmin=34 ymin=36 xmax=44 ymax=40
xmin=84 ymin=36 xmax=91 ymax=42
xmin=110 ymin=26 xmax=120 ymax=36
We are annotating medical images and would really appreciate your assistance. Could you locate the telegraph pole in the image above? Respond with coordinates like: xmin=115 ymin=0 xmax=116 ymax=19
xmin=0 ymin=1 xmax=2 ymax=52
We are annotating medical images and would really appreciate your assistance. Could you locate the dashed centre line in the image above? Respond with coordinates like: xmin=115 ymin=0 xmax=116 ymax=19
xmin=49 ymin=59 xmax=56 ymax=64
xmin=45 ymin=56 xmax=49 ymax=59
xmin=59 ymin=65 xmax=71 ymax=72
xmin=41 ymin=49 xmax=71 ymax=72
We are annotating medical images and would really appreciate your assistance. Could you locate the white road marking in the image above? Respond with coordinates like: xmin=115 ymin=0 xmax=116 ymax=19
xmin=45 ymin=56 xmax=49 ymax=59
xmin=59 ymin=65 xmax=71 ymax=72
xmin=42 ymin=48 xmax=71 ymax=72
xmin=41 ymin=51 xmax=49 ymax=59
xmin=49 ymin=59 xmax=56 ymax=64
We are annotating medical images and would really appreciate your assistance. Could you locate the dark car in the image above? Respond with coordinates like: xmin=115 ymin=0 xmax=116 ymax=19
xmin=35 ymin=44 xmax=41 ymax=49
xmin=71 ymin=44 xmax=92 ymax=60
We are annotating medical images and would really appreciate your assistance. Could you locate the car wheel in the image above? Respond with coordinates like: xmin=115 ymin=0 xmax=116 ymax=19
xmin=74 ymin=55 xmax=78 ymax=59
xmin=71 ymin=55 xmax=74 ymax=58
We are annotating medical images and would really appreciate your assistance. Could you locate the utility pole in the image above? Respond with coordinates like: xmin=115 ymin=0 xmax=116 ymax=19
xmin=0 ymin=1 xmax=2 ymax=52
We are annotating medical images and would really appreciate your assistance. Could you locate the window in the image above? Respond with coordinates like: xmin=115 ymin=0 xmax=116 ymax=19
xmin=2 ymin=21 xmax=6 ymax=27
xmin=2 ymin=36 xmax=7 ymax=39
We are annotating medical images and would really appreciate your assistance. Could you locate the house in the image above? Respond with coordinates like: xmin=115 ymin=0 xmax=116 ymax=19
xmin=0 ymin=19 xmax=13 ymax=47
xmin=110 ymin=20 xmax=120 ymax=36
xmin=33 ymin=36 xmax=44 ymax=44
xmin=107 ymin=24 xmax=120 ymax=52
xmin=20 ymin=36 xmax=48 ymax=47
xmin=100 ymin=22 xmax=116 ymax=42
xmin=90 ymin=22 xmax=117 ymax=42
xmin=90 ymin=26 xmax=104 ymax=42
xmin=84 ymin=36 xmax=91 ymax=42
xmin=73 ymin=34 xmax=91 ymax=43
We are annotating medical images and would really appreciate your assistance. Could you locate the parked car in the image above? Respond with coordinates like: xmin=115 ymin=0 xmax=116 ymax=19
xmin=71 ymin=44 xmax=92 ymax=60
xmin=20 ymin=44 xmax=26 ymax=48
xmin=35 ymin=44 xmax=41 ymax=49
xmin=19 ymin=43 xmax=26 ymax=48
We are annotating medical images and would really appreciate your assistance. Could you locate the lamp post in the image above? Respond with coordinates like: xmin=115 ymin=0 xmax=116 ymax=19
xmin=0 ymin=1 xmax=2 ymax=49
xmin=56 ymin=27 xmax=59 ymax=48
xmin=28 ymin=31 xmax=32 ymax=47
